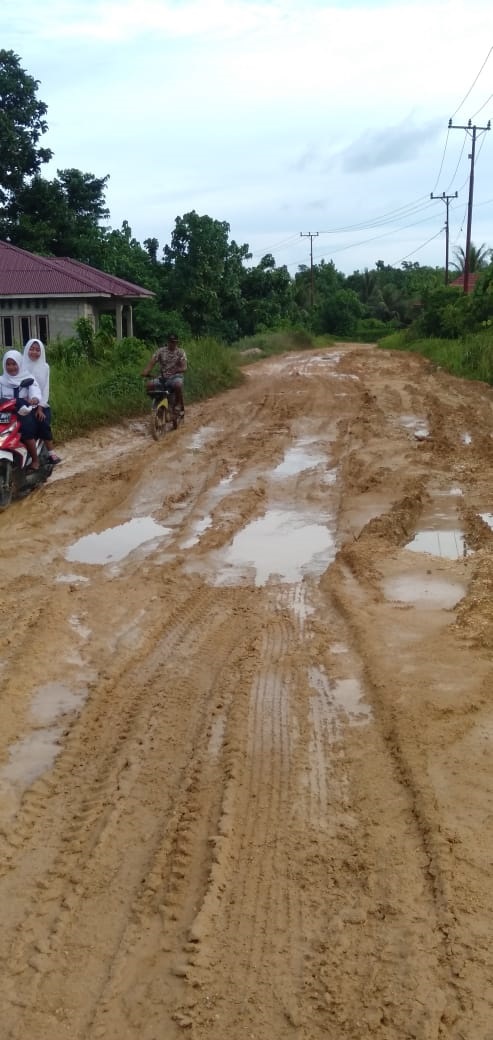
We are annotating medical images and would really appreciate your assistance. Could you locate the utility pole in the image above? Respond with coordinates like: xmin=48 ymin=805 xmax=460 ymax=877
xmin=430 ymin=191 xmax=458 ymax=284
xmin=300 ymin=231 xmax=319 ymax=308
xmin=449 ymin=118 xmax=491 ymax=293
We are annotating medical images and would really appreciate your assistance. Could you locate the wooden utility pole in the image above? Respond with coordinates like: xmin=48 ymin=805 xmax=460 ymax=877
xmin=300 ymin=231 xmax=319 ymax=308
xmin=449 ymin=118 xmax=491 ymax=293
xmin=430 ymin=191 xmax=458 ymax=284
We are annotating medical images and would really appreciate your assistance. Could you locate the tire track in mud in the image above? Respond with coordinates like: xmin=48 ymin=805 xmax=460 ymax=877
xmin=0 ymin=585 xmax=262 ymax=1039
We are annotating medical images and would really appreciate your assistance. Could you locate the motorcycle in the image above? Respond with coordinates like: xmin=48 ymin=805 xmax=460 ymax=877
xmin=145 ymin=378 xmax=185 ymax=441
xmin=0 ymin=378 xmax=53 ymax=511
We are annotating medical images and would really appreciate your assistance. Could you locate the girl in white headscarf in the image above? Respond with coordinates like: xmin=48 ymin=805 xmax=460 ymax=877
xmin=22 ymin=338 xmax=62 ymax=464
xmin=1 ymin=350 xmax=42 ymax=470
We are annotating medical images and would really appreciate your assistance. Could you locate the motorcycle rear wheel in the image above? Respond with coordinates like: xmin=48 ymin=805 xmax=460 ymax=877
xmin=0 ymin=460 xmax=13 ymax=511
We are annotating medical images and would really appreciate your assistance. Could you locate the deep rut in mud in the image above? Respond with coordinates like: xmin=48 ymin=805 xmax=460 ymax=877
xmin=1 ymin=343 xmax=493 ymax=1039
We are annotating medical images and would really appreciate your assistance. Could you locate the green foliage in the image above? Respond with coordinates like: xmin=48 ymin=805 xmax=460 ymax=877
xmin=0 ymin=49 xmax=52 ymax=212
xmin=378 ymin=328 xmax=493 ymax=385
xmin=352 ymin=317 xmax=398 ymax=343
xmin=452 ymin=242 xmax=492 ymax=274
xmin=312 ymin=287 xmax=363 ymax=336
xmin=231 ymin=328 xmax=317 ymax=358
xmin=162 ymin=211 xmax=258 ymax=340
xmin=412 ymin=271 xmax=493 ymax=341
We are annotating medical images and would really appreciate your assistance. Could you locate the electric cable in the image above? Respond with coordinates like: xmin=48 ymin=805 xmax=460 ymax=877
xmin=471 ymin=92 xmax=493 ymax=120
xmin=451 ymin=45 xmax=493 ymax=119
xmin=391 ymin=228 xmax=444 ymax=267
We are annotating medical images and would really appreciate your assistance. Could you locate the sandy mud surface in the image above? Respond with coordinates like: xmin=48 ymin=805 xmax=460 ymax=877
xmin=1 ymin=343 xmax=493 ymax=1039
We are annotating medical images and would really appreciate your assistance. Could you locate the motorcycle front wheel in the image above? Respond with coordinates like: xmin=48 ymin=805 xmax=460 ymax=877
xmin=0 ymin=459 xmax=13 ymax=511
xmin=150 ymin=404 xmax=167 ymax=441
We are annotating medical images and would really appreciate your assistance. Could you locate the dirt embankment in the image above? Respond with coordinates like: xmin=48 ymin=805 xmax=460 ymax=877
xmin=1 ymin=343 xmax=493 ymax=1040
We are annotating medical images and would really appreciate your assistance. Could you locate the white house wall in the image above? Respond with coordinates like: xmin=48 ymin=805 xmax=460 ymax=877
xmin=0 ymin=299 xmax=97 ymax=348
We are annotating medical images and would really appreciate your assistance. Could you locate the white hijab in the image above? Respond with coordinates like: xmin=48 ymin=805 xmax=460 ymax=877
xmin=22 ymin=339 xmax=49 ymax=405
xmin=1 ymin=349 xmax=42 ymax=401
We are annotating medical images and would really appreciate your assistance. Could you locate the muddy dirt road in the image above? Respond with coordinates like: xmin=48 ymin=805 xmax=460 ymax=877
xmin=1 ymin=343 xmax=493 ymax=1040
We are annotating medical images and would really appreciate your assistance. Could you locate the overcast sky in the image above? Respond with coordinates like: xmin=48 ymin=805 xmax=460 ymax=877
xmin=3 ymin=0 xmax=493 ymax=274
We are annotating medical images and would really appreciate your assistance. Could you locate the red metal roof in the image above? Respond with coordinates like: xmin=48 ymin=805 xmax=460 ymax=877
xmin=449 ymin=273 xmax=480 ymax=293
xmin=0 ymin=240 xmax=154 ymax=298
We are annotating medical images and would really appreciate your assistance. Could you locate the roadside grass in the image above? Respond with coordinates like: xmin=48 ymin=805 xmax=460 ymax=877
xmin=378 ymin=328 xmax=493 ymax=385
xmin=231 ymin=328 xmax=323 ymax=360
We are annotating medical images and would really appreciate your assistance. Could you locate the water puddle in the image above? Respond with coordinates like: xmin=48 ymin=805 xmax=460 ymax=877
xmin=66 ymin=516 xmax=171 ymax=565
xmin=399 ymin=414 xmax=430 ymax=440
xmin=462 ymin=432 xmax=472 ymax=445
xmin=31 ymin=681 xmax=87 ymax=725
xmin=273 ymin=439 xmax=326 ymax=477
xmin=56 ymin=572 xmax=90 ymax=584
xmin=480 ymin=512 xmax=493 ymax=531
xmin=384 ymin=573 xmax=465 ymax=609
xmin=207 ymin=713 xmax=226 ymax=759
xmin=309 ymin=666 xmax=371 ymax=728
xmin=0 ymin=681 xmax=87 ymax=818
xmin=69 ymin=614 xmax=91 ymax=640
xmin=188 ymin=426 xmax=220 ymax=451
xmin=216 ymin=508 xmax=335 ymax=586
xmin=0 ymin=727 xmax=64 ymax=790
xmin=277 ymin=584 xmax=315 ymax=631
xmin=405 ymin=494 xmax=471 ymax=560
xmin=405 ymin=529 xmax=469 ymax=559
xmin=324 ymin=467 xmax=338 ymax=486
xmin=181 ymin=514 xmax=213 ymax=548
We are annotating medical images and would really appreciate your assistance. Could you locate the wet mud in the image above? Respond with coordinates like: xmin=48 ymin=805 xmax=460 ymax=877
xmin=1 ymin=343 xmax=493 ymax=1039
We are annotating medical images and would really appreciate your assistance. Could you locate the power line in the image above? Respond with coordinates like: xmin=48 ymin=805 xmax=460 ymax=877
xmin=285 ymin=209 xmax=446 ymax=270
xmin=471 ymin=92 xmax=493 ymax=119
xmin=249 ymin=233 xmax=299 ymax=259
xmin=317 ymin=196 xmax=433 ymax=235
xmin=391 ymin=228 xmax=445 ymax=268
xmin=451 ymin=45 xmax=493 ymax=119
xmin=431 ymin=125 xmax=451 ymax=193
xmin=444 ymin=130 xmax=468 ymax=193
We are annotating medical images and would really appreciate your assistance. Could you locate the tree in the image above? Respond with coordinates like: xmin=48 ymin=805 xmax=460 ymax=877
xmin=6 ymin=169 xmax=110 ymax=262
xmin=452 ymin=242 xmax=492 ymax=273
xmin=239 ymin=254 xmax=295 ymax=335
xmin=0 ymin=50 xmax=52 ymax=208
xmin=163 ymin=211 xmax=250 ymax=337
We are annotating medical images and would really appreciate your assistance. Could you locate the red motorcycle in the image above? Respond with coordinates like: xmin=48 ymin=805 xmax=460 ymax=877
xmin=0 ymin=379 xmax=53 ymax=511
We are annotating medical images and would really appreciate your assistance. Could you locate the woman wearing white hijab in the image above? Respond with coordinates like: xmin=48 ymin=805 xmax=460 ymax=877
xmin=22 ymin=338 xmax=61 ymax=464
xmin=0 ymin=349 xmax=42 ymax=470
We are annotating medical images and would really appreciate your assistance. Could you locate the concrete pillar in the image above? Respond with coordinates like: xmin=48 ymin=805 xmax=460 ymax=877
xmin=115 ymin=302 xmax=123 ymax=340
xmin=127 ymin=304 xmax=133 ymax=338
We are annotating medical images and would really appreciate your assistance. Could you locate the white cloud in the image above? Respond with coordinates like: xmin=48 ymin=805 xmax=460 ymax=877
xmin=2 ymin=0 xmax=493 ymax=272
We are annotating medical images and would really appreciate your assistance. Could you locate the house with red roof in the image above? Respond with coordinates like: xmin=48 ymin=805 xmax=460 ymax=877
xmin=449 ymin=273 xmax=480 ymax=293
xmin=0 ymin=240 xmax=154 ymax=347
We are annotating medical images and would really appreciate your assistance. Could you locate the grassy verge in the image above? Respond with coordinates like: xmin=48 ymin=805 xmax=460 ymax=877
xmin=231 ymin=328 xmax=327 ymax=361
xmin=378 ymin=328 xmax=493 ymax=385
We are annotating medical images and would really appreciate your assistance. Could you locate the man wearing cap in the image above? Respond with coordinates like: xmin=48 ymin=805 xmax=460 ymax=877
xmin=141 ymin=333 xmax=187 ymax=416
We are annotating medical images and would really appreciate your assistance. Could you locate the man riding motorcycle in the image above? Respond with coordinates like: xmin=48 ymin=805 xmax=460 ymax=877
xmin=140 ymin=333 xmax=187 ymax=415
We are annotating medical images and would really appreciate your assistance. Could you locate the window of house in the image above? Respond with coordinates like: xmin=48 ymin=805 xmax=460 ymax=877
xmin=36 ymin=315 xmax=49 ymax=343
xmin=20 ymin=316 xmax=31 ymax=343
xmin=2 ymin=317 xmax=14 ymax=347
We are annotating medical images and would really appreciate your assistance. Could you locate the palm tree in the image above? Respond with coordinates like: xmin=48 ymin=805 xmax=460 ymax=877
xmin=452 ymin=242 xmax=492 ymax=273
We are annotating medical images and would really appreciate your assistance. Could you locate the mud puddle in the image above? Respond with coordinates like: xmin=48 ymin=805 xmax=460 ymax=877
xmin=66 ymin=516 xmax=171 ymax=565
xmin=215 ymin=507 xmax=335 ymax=586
